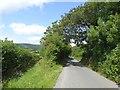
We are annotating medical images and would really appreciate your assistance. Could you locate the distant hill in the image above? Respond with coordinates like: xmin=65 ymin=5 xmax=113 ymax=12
xmin=16 ymin=43 xmax=40 ymax=51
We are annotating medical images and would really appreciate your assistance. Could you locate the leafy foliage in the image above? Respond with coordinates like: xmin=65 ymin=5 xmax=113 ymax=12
xmin=2 ymin=40 xmax=40 ymax=82
xmin=81 ymin=14 xmax=120 ymax=84
xmin=86 ymin=14 xmax=120 ymax=61
xmin=71 ymin=46 xmax=85 ymax=61
xmin=59 ymin=2 xmax=120 ymax=46
xmin=40 ymin=31 xmax=71 ymax=63
xmin=39 ymin=2 xmax=120 ymax=84
xmin=50 ymin=2 xmax=120 ymax=84
xmin=100 ymin=43 xmax=120 ymax=84
xmin=87 ymin=14 xmax=120 ymax=50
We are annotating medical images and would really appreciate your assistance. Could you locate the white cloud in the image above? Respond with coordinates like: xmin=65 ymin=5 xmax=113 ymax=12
xmin=9 ymin=23 xmax=46 ymax=35
xmin=0 ymin=0 xmax=54 ymax=13
xmin=0 ymin=0 xmax=111 ymax=13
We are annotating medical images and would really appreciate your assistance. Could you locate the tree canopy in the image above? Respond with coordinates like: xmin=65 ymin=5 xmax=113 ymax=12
xmin=39 ymin=2 xmax=120 ymax=84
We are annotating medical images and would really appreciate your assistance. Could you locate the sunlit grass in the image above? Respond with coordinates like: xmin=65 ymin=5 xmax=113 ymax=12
xmin=3 ymin=59 xmax=62 ymax=88
xmin=74 ymin=56 xmax=82 ymax=62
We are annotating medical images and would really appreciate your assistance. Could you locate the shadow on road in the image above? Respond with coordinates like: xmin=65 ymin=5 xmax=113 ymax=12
xmin=64 ymin=57 xmax=84 ymax=67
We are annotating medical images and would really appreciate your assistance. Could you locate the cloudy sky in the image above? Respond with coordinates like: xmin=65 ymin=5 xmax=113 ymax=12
xmin=0 ymin=0 xmax=85 ymax=45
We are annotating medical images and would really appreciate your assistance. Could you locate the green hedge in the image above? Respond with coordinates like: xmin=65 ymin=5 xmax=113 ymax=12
xmin=2 ymin=40 xmax=40 ymax=81
xmin=99 ymin=43 xmax=120 ymax=84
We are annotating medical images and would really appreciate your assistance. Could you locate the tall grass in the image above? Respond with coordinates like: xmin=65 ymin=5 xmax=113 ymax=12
xmin=3 ymin=59 xmax=62 ymax=88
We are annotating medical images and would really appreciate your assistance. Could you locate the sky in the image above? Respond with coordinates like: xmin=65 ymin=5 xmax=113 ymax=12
xmin=0 ymin=0 xmax=85 ymax=45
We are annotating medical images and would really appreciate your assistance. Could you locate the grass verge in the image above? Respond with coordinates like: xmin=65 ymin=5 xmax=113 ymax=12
xmin=3 ymin=59 xmax=63 ymax=88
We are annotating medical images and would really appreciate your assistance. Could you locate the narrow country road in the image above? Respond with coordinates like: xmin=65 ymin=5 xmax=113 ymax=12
xmin=54 ymin=58 xmax=118 ymax=88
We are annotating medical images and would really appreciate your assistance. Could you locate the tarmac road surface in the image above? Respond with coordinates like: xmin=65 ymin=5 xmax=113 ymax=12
xmin=54 ymin=58 xmax=118 ymax=88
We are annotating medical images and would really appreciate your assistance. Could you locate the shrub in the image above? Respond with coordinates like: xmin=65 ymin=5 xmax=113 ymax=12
xmin=99 ymin=43 xmax=120 ymax=84
xmin=2 ymin=40 xmax=40 ymax=81
xmin=40 ymin=33 xmax=71 ymax=64
xmin=81 ymin=14 xmax=120 ymax=84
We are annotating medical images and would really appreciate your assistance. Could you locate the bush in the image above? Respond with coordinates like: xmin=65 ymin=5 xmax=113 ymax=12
xmin=81 ymin=14 xmax=120 ymax=84
xmin=99 ymin=43 xmax=120 ymax=84
xmin=40 ymin=33 xmax=71 ymax=64
xmin=2 ymin=40 xmax=40 ymax=81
